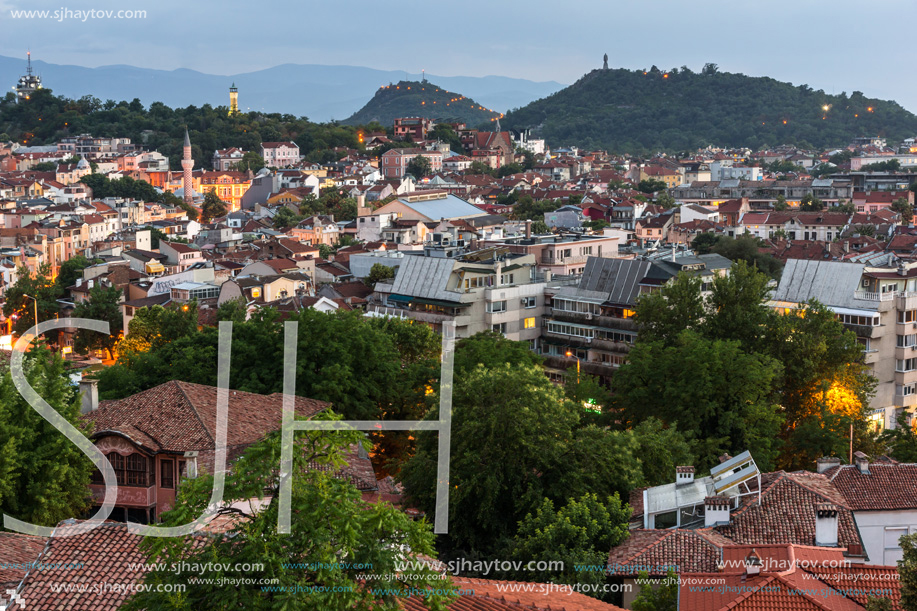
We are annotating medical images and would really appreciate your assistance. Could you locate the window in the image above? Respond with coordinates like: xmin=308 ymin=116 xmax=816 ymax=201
xmin=92 ymin=452 xmax=151 ymax=487
xmin=898 ymin=335 xmax=917 ymax=348
xmin=899 ymin=310 xmax=917 ymax=324
xmin=897 ymin=384 xmax=916 ymax=397
xmin=522 ymin=296 xmax=537 ymax=309
xmin=524 ymin=317 xmax=536 ymax=329
xmin=492 ymin=323 xmax=506 ymax=334
xmin=161 ymin=459 xmax=174 ymax=489
xmin=896 ymin=358 xmax=917 ymax=372
xmin=837 ymin=313 xmax=879 ymax=326
xmin=487 ymin=300 xmax=507 ymax=313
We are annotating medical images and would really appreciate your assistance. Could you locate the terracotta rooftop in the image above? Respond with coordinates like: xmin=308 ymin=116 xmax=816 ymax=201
xmin=402 ymin=576 xmax=627 ymax=610
xmin=825 ymin=461 xmax=917 ymax=511
xmin=85 ymin=380 xmax=328 ymax=454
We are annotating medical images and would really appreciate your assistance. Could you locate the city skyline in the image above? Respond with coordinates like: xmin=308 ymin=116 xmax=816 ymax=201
xmin=1 ymin=0 xmax=917 ymax=112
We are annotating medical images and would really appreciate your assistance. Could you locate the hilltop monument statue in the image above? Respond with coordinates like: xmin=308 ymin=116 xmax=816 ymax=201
xmin=603 ymin=53 xmax=609 ymax=70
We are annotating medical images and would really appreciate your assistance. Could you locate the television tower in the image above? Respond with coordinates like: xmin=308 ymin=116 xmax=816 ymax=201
xmin=15 ymin=51 xmax=42 ymax=102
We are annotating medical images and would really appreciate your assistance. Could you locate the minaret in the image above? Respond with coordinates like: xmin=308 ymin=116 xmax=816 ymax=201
xmin=181 ymin=128 xmax=194 ymax=204
xmin=229 ymin=83 xmax=238 ymax=116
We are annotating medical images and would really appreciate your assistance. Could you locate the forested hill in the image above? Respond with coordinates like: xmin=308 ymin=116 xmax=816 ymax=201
xmin=343 ymin=80 xmax=503 ymax=127
xmin=502 ymin=66 xmax=917 ymax=153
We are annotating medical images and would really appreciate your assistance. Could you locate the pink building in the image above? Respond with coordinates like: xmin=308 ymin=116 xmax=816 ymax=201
xmin=260 ymin=142 xmax=302 ymax=168
xmin=380 ymin=148 xmax=443 ymax=179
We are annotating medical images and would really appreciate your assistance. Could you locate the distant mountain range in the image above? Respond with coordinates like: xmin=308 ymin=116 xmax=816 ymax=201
xmin=343 ymin=80 xmax=504 ymax=127
xmin=0 ymin=55 xmax=564 ymax=122
xmin=503 ymin=67 xmax=917 ymax=153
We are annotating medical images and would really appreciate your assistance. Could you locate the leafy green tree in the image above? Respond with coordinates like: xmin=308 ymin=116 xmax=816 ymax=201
xmin=711 ymin=234 xmax=783 ymax=279
xmin=216 ymin=298 xmax=247 ymax=324
xmin=405 ymin=155 xmax=432 ymax=179
xmin=32 ymin=161 xmax=57 ymax=172
xmin=878 ymin=412 xmax=917 ymax=463
xmin=774 ymin=194 xmax=789 ymax=210
xmin=201 ymin=188 xmax=229 ymax=222
xmin=72 ymin=284 xmax=123 ymax=359
xmin=614 ymin=330 xmax=784 ymax=472
xmin=634 ymin=272 xmax=704 ymax=345
xmin=272 ymin=206 xmax=300 ymax=229
xmin=799 ymin=194 xmax=825 ymax=211
xmin=400 ymin=362 xmax=640 ymax=555
xmin=854 ymin=224 xmax=876 ymax=237
xmin=901 ymin=532 xmax=917 ymax=611
xmin=865 ymin=597 xmax=894 ymax=611
xmin=531 ymin=220 xmax=550 ymax=234
xmin=466 ymin=160 xmax=495 ymax=176
xmin=631 ymin=569 xmax=678 ymax=611
xmin=655 ymin=192 xmax=676 ymax=208
xmin=230 ymin=151 xmax=265 ymax=172
xmin=892 ymin=197 xmax=914 ymax=223
xmin=453 ymin=330 xmax=542 ymax=376
xmin=0 ymin=347 xmax=92 ymax=526
xmin=125 ymin=418 xmax=455 ymax=611
xmin=114 ymin=303 xmax=199 ymax=356
xmin=631 ymin=418 xmax=694 ymax=487
xmin=2 ymin=264 xmax=62 ymax=337
xmin=509 ymin=494 xmax=630 ymax=593
xmin=637 ymin=179 xmax=667 ymax=194
xmin=365 ymin=262 xmax=396 ymax=289
xmin=691 ymin=232 xmax=719 ymax=254
xmin=55 ymin=255 xmax=96 ymax=291
xmin=317 ymin=243 xmax=333 ymax=259
xmin=703 ymin=260 xmax=772 ymax=348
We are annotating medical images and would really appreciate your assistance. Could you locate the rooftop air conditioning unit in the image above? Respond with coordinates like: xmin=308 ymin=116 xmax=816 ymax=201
xmin=585 ymin=313 xmax=593 ymax=320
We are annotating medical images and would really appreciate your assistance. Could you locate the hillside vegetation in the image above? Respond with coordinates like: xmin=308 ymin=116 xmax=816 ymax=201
xmin=343 ymin=80 xmax=503 ymax=127
xmin=502 ymin=66 xmax=917 ymax=153
xmin=0 ymin=89 xmax=379 ymax=168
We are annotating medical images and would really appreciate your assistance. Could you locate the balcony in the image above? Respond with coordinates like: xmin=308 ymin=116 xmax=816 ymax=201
xmin=895 ymin=346 xmax=917 ymax=361
xmin=846 ymin=323 xmax=884 ymax=339
xmin=89 ymin=484 xmax=156 ymax=508
xmin=549 ymin=310 xmax=637 ymax=332
xmin=896 ymin=370 xmax=917 ymax=386
xmin=894 ymin=393 xmax=917 ymax=408
xmin=542 ymin=355 xmax=615 ymax=378
xmin=898 ymin=292 xmax=917 ymax=312
xmin=542 ymin=254 xmax=592 ymax=266
xmin=864 ymin=350 xmax=879 ymax=365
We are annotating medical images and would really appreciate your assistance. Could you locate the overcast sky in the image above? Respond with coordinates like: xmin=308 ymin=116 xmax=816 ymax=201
xmin=1 ymin=0 xmax=915 ymax=111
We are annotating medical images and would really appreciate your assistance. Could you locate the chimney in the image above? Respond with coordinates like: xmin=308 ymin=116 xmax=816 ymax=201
xmin=816 ymin=456 xmax=842 ymax=474
xmin=675 ymin=465 xmax=695 ymax=486
xmin=744 ymin=549 xmax=762 ymax=577
xmin=815 ymin=503 xmax=839 ymax=547
xmin=718 ymin=453 xmax=733 ymax=464
xmin=525 ymin=219 xmax=532 ymax=239
xmin=899 ymin=262 xmax=908 ymax=277
xmin=854 ymin=451 xmax=870 ymax=474
xmin=843 ymin=240 xmax=850 ymax=254
xmin=79 ymin=378 xmax=99 ymax=414
xmin=544 ymin=269 xmax=551 ymax=283
xmin=704 ymin=496 xmax=731 ymax=527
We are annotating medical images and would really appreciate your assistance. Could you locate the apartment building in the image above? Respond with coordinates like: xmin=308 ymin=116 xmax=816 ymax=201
xmin=771 ymin=258 xmax=917 ymax=429
xmin=541 ymin=254 xmax=732 ymax=385
xmin=370 ymin=245 xmax=551 ymax=344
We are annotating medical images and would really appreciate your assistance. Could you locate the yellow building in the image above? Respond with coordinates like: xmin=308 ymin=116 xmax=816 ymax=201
xmin=163 ymin=170 xmax=252 ymax=212
xmin=639 ymin=166 xmax=683 ymax=189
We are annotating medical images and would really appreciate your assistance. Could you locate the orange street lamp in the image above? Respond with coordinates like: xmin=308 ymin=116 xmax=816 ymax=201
xmin=565 ymin=350 xmax=580 ymax=384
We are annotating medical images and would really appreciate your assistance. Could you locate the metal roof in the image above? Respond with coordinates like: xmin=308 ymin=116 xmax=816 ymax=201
xmin=398 ymin=194 xmax=487 ymax=221
xmin=772 ymin=259 xmax=874 ymax=310
xmin=390 ymin=256 xmax=461 ymax=302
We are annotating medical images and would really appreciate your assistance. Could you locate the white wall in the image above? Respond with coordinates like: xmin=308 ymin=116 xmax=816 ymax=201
xmin=854 ymin=510 xmax=917 ymax=565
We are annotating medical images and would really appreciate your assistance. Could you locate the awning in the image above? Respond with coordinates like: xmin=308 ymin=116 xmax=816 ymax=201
xmin=387 ymin=294 xmax=412 ymax=303
xmin=145 ymin=262 xmax=165 ymax=274
xmin=830 ymin=306 xmax=879 ymax=318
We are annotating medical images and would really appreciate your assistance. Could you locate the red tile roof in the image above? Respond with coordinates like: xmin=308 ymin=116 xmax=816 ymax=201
xmin=402 ymin=576 xmax=627 ymax=610
xmin=825 ymin=462 xmax=917 ymax=511
xmin=86 ymin=380 xmax=328 ymax=454
xmin=0 ymin=532 xmax=48 ymax=587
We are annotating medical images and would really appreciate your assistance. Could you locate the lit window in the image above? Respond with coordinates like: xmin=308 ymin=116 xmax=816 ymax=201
xmin=524 ymin=317 xmax=536 ymax=329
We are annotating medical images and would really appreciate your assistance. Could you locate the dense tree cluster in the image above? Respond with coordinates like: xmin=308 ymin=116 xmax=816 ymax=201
xmin=503 ymin=67 xmax=917 ymax=153
xmin=0 ymin=89 xmax=375 ymax=170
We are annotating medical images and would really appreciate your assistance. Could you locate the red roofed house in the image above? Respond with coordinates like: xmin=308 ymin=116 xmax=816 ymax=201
xmin=82 ymin=380 xmax=328 ymax=523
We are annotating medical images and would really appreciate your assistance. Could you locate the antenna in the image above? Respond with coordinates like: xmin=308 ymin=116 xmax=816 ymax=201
xmin=26 ymin=50 xmax=32 ymax=76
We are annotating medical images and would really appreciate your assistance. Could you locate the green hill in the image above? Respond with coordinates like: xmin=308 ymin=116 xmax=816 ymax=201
xmin=342 ymin=80 xmax=503 ymax=127
xmin=502 ymin=66 xmax=917 ymax=153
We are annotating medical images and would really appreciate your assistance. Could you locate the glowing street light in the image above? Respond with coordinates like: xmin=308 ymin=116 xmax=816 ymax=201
xmin=21 ymin=294 xmax=38 ymax=338
xmin=565 ymin=350 xmax=580 ymax=384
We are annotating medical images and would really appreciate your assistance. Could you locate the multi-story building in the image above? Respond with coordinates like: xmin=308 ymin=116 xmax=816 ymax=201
xmin=370 ymin=245 xmax=550 ymax=344
xmin=475 ymin=228 xmax=622 ymax=277
xmin=771 ymin=258 xmax=917 ymax=429
xmin=393 ymin=117 xmax=434 ymax=141
xmin=212 ymin=147 xmax=246 ymax=171
xmin=260 ymin=142 xmax=301 ymax=168
xmin=380 ymin=148 xmax=443 ymax=179
xmin=673 ymin=178 xmax=854 ymax=207
xmin=542 ymin=254 xmax=732 ymax=385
